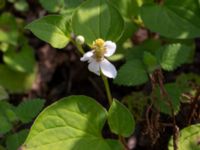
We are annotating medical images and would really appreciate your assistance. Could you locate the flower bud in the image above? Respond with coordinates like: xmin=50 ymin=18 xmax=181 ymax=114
xmin=75 ymin=35 xmax=85 ymax=45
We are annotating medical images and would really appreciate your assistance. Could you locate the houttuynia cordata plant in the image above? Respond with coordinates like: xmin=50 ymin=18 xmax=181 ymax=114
xmin=0 ymin=0 xmax=200 ymax=150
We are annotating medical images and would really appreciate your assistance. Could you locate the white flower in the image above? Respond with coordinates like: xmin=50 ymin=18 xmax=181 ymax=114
xmin=80 ymin=39 xmax=117 ymax=78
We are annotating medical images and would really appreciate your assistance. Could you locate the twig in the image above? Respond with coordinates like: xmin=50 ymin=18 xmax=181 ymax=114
xmin=157 ymin=69 xmax=179 ymax=150
xmin=188 ymin=87 xmax=200 ymax=124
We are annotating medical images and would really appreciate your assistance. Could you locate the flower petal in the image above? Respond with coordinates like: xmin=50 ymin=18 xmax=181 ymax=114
xmin=88 ymin=58 xmax=100 ymax=76
xmin=100 ymin=59 xmax=117 ymax=78
xmin=104 ymin=41 xmax=116 ymax=57
xmin=80 ymin=51 xmax=94 ymax=61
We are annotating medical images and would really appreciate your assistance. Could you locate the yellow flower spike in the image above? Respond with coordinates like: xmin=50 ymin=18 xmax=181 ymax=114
xmin=92 ymin=39 xmax=106 ymax=61
xmin=80 ymin=38 xmax=117 ymax=78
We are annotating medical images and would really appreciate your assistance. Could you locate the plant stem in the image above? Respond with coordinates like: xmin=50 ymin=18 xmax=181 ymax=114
xmin=101 ymin=74 xmax=129 ymax=150
xmin=70 ymin=38 xmax=85 ymax=55
xmin=101 ymin=73 xmax=113 ymax=106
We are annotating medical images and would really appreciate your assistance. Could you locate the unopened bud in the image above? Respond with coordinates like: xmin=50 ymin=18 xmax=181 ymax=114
xmin=76 ymin=35 xmax=85 ymax=45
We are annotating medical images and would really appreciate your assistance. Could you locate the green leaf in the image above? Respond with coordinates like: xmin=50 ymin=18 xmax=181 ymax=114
xmin=0 ymin=86 xmax=9 ymax=101
xmin=108 ymin=99 xmax=135 ymax=137
xmin=0 ymin=101 xmax=17 ymax=122
xmin=39 ymin=0 xmax=64 ymax=13
xmin=72 ymin=0 xmax=124 ymax=44
xmin=141 ymin=1 xmax=200 ymax=39
xmin=14 ymin=0 xmax=29 ymax=12
xmin=0 ymin=101 xmax=17 ymax=134
xmin=156 ymin=43 xmax=192 ymax=71
xmin=109 ymin=0 xmax=136 ymax=19
xmin=61 ymin=0 xmax=85 ymax=15
xmin=126 ymin=39 xmax=161 ymax=60
xmin=0 ymin=13 xmax=18 ymax=45
xmin=153 ymin=83 xmax=182 ymax=115
xmin=16 ymin=99 xmax=45 ymax=123
xmin=6 ymin=129 xmax=29 ymax=150
xmin=143 ymin=51 xmax=158 ymax=73
xmin=26 ymin=15 xmax=71 ymax=49
xmin=3 ymin=44 xmax=36 ymax=73
xmin=168 ymin=124 xmax=200 ymax=150
xmin=0 ymin=65 xmax=36 ymax=93
xmin=117 ymin=19 xmax=138 ymax=44
xmin=114 ymin=60 xmax=148 ymax=86
xmin=23 ymin=96 xmax=123 ymax=150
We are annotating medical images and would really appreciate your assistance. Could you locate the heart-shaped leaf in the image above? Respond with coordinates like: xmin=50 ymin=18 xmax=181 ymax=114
xmin=168 ymin=124 xmax=200 ymax=150
xmin=22 ymin=96 xmax=123 ymax=150
xmin=26 ymin=15 xmax=71 ymax=49
xmin=108 ymin=99 xmax=135 ymax=137
xmin=72 ymin=0 xmax=124 ymax=44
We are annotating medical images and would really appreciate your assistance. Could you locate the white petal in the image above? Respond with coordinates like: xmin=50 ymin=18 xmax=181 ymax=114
xmin=104 ymin=41 xmax=116 ymax=57
xmin=80 ymin=51 xmax=94 ymax=62
xmin=100 ymin=59 xmax=117 ymax=78
xmin=88 ymin=59 xmax=100 ymax=76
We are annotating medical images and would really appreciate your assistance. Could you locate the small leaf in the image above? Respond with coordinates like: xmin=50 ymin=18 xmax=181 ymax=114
xmin=0 ymin=13 xmax=18 ymax=45
xmin=23 ymin=96 xmax=122 ymax=150
xmin=72 ymin=0 xmax=124 ymax=44
xmin=168 ymin=124 xmax=200 ymax=150
xmin=0 ymin=64 xmax=36 ymax=93
xmin=16 ymin=99 xmax=45 ymax=123
xmin=143 ymin=51 xmax=158 ymax=73
xmin=126 ymin=39 xmax=161 ymax=60
xmin=26 ymin=15 xmax=71 ymax=49
xmin=114 ymin=60 xmax=148 ymax=86
xmin=0 ymin=114 xmax=12 ymax=134
xmin=3 ymin=44 xmax=36 ymax=73
xmin=0 ymin=101 xmax=17 ymax=134
xmin=14 ymin=0 xmax=29 ymax=12
xmin=153 ymin=83 xmax=182 ymax=115
xmin=156 ymin=43 xmax=192 ymax=71
xmin=6 ymin=129 xmax=29 ymax=150
xmin=39 ymin=0 xmax=64 ymax=13
xmin=141 ymin=1 xmax=200 ymax=39
xmin=108 ymin=99 xmax=135 ymax=137
xmin=0 ymin=86 xmax=8 ymax=101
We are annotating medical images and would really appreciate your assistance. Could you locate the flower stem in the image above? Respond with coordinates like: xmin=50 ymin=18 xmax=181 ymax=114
xmin=70 ymin=38 xmax=85 ymax=55
xmin=101 ymin=74 xmax=113 ymax=106
xmin=101 ymin=74 xmax=128 ymax=150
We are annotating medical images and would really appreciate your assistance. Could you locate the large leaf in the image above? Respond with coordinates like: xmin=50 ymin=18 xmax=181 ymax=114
xmin=168 ymin=124 xmax=200 ymax=150
xmin=108 ymin=99 xmax=135 ymax=137
xmin=26 ymin=15 xmax=71 ymax=49
xmin=156 ymin=43 xmax=192 ymax=71
xmin=0 ymin=65 xmax=36 ymax=93
xmin=72 ymin=0 xmax=124 ymax=44
xmin=16 ymin=99 xmax=45 ymax=123
xmin=22 ymin=96 xmax=123 ymax=150
xmin=3 ymin=44 xmax=36 ymax=73
xmin=114 ymin=60 xmax=148 ymax=86
xmin=141 ymin=0 xmax=200 ymax=39
xmin=6 ymin=129 xmax=29 ymax=150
